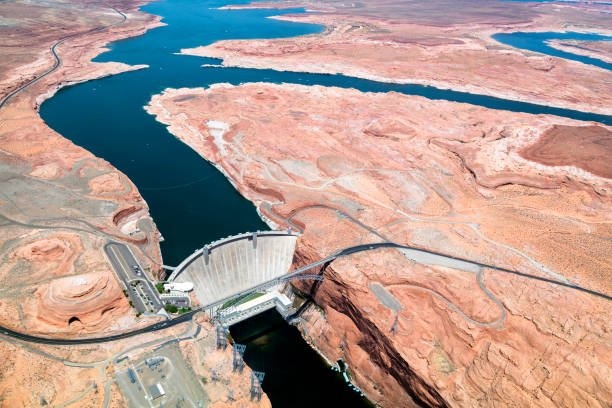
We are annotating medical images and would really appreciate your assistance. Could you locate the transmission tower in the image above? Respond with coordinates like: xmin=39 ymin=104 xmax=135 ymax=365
xmin=232 ymin=344 xmax=246 ymax=372
xmin=216 ymin=325 xmax=228 ymax=350
xmin=250 ymin=371 xmax=265 ymax=401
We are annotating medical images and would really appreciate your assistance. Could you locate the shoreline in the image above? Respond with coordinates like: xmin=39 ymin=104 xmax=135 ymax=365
xmin=180 ymin=8 xmax=612 ymax=116
xmin=190 ymin=55 xmax=612 ymax=116
xmin=142 ymin=81 xmax=612 ymax=407
xmin=545 ymin=39 xmax=612 ymax=63
xmin=18 ymin=0 xmax=612 ymax=406
xmin=0 ymin=0 xmax=167 ymax=338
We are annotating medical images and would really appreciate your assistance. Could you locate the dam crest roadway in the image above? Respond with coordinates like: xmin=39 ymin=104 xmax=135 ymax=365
xmin=1 ymin=227 xmax=610 ymax=345
xmin=168 ymin=230 xmax=307 ymax=319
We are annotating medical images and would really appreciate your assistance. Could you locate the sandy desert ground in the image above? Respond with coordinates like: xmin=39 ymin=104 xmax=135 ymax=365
xmin=182 ymin=0 xmax=612 ymax=114
xmin=146 ymin=82 xmax=612 ymax=407
xmin=1 ymin=0 xmax=611 ymax=406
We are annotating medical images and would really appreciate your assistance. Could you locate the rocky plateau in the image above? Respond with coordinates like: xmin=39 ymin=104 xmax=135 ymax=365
xmin=146 ymin=82 xmax=612 ymax=407
xmin=183 ymin=0 xmax=612 ymax=114
xmin=545 ymin=39 xmax=612 ymax=64
xmin=1 ymin=0 xmax=611 ymax=406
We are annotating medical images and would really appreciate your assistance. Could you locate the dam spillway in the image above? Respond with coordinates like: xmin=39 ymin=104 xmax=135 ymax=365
xmin=168 ymin=231 xmax=298 ymax=307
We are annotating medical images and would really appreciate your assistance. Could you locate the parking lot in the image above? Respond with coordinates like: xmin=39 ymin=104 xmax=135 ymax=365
xmin=104 ymin=242 xmax=164 ymax=314
xmin=115 ymin=343 xmax=208 ymax=407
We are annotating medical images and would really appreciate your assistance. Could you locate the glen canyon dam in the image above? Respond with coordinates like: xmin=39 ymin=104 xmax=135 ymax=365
xmin=0 ymin=0 xmax=610 ymax=407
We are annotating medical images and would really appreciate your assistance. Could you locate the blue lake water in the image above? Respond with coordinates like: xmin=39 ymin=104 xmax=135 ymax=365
xmin=493 ymin=31 xmax=612 ymax=71
xmin=38 ymin=0 xmax=611 ymax=405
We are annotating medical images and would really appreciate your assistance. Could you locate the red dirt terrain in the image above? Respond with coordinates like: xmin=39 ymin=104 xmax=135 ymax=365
xmin=520 ymin=125 xmax=612 ymax=179
xmin=0 ymin=0 xmax=163 ymax=336
xmin=546 ymin=39 xmax=612 ymax=64
xmin=146 ymin=83 xmax=612 ymax=408
xmin=0 ymin=0 xmax=167 ymax=405
xmin=183 ymin=0 xmax=612 ymax=114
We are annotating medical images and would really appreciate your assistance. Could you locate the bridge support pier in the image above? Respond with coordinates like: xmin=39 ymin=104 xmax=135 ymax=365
xmin=232 ymin=344 xmax=246 ymax=372
xmin=250 ymin=371 xmax=265 ymax=401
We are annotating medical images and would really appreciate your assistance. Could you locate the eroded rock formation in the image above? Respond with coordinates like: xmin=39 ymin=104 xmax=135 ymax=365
xmin=181 ymin=0 xmax=612 ymax=114
xmin=26 ymin=271 xmax=128 ymax=333
xmin=0 ymin=0 xmax=163 ymax=337
xmin=146 ymin=82 xmax=612 ymax=407
xmin=180 ymin=317 xmax=273 ymax=408
xmin=0 ymin=0 xmax=166 ymax=404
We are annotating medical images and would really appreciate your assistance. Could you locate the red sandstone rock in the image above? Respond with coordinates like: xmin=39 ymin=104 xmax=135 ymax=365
xmin=0 ymin=0 xmax=167 ymax=403
xmin=146 ymin=83 xmax=612 ymax=407
xmin=27 ymin=271 xmax=129 ymax=332
xmin=546 ymin=39 xmax=612 ymax=64
xmin=181 ymin=5 xmax=612 ymax=115
xmin=520 ymin=124 xmax=612 ymax=179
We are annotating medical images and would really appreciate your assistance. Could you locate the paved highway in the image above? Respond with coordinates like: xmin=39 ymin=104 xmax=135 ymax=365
xmin=2 ymin=240 xmax=612 ymax=344
xmin=0 ymin=6 xmax=126 ymax=111
xmin=0 ymin=237 xmax=609 ymax=345
xmin=0 ymin=311 xmax=196 ymax=345
xmin=335 ymin=242 xmax=612 ymax=301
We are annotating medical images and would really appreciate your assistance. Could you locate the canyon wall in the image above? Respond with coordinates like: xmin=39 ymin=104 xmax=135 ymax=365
xmin=0 ymin=0 xmax=163 ymax=337
xmin=146 ymin=83 xmax=612 ymax=407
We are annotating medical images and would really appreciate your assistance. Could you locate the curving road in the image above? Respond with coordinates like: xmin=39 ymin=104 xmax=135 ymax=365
xmin=0 ymin=310 xmax=196 ymax=345
xmin=335 ymin=243 xmax=611 ymax=301
xmin=0 ymin=3 xmax=609 ymax=342
xmin=0 ymin=236 xmax=609 ymax=345
xmin=0 ymin=3 xmax=127 ymax=111
xmin=277 ymin=204 xmax=612 ymax=293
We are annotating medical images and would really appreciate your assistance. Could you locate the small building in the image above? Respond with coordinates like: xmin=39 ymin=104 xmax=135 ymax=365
xmin=149 ymin=383 xmax=165 ymax=400
xmin=160 ymin=290 xmax=191 ymax=307
xmin=163 ymin=282 xmax=194 ymax=292
xmin=146 ymin=357 xmax=163 ymax=369
xmin=127 ymin=368 xmax=137 ymax=384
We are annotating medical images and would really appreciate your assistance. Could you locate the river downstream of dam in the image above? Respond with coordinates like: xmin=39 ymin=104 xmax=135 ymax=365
xmin=39 ymin=0 xmax=611 ymax=405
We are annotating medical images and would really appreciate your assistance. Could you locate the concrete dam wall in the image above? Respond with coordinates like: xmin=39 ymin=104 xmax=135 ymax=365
xmin=169 ymin=231 xmax=298 ymax=307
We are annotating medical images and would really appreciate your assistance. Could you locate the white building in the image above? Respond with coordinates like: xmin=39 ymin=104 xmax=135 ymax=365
xmin=163 ymin=282 xmax=194 ymax=292
xmin=149 ymin=383 xmax=165 ymax=400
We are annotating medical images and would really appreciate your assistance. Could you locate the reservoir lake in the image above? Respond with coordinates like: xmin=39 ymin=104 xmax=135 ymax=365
xmin=39 ymin=0 xmax=611 ymax=405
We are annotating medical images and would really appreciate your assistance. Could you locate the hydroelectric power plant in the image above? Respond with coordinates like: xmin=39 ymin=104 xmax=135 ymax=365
xmin=168 ymin=231 xmax=304 ymax=323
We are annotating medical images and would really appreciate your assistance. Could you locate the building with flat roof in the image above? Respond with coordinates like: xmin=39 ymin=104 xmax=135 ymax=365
xmin=149 ymin=383 xmax=165 ymax=400
xmin=163 ymin=282 xmax=194 ymax=292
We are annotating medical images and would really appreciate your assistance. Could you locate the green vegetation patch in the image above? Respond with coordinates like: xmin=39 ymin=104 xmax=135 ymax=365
xmin=155 ymin=282 xmax=165 ymax=294
xmin=431 ymin=340 xmax=456 ymax=375
xmin=289 ymin=283 xmax=307 ymax=309
xmin=178 ymin=307 xmax=192 ymax=314
xmin=220 ymin=292 xmax=264 ymax=310
xmin=164 ymin=304 xmax=178 ymax=313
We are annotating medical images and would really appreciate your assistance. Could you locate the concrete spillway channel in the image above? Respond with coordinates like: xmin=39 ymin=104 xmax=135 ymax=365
xmin=168 ymin=231 xmax=298 ymax=310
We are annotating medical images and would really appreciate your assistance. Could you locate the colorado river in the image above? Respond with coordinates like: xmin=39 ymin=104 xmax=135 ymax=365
xmin=39 ymin=0 xmax=610 ymax=405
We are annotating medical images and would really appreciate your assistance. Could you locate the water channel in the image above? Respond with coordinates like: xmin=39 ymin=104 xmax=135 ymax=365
xmin=493 ymin=31 xmax=612 ymax=71
xmin=38 ymin=0 xmax=611 ymax=405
